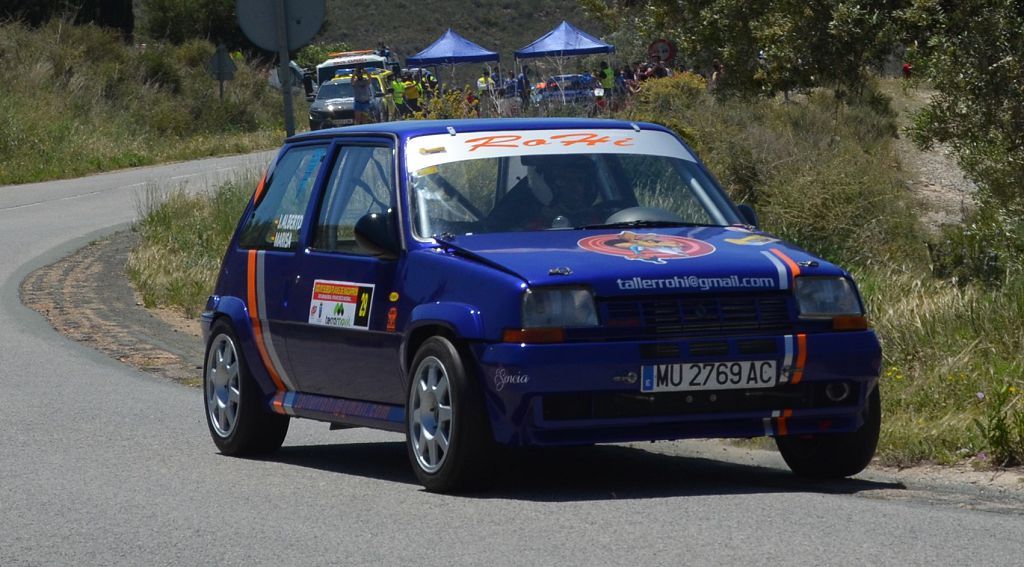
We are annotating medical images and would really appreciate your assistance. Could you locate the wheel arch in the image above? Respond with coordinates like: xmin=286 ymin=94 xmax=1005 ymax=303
xmin=401 ymin=302 xmax=485 ymax=376
xmin=205 ymin=295 xmax=278 ymax=397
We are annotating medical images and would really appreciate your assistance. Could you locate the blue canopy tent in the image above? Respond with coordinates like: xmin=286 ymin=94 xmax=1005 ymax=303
xmin=514 ymin=21 xmax=614 ymax=60
xmin=513 ymin=21 xmax=615 ymax=106
xmin=406 ymin=28 xmax=499 ymax=66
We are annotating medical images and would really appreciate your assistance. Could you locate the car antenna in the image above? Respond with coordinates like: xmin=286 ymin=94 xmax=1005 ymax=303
xmin=446 ymin=126 xmax=457 ymax=136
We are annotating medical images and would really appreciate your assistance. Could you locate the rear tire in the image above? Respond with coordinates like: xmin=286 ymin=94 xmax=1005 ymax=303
xmin=776 ymin=385 xmax=881 ymax=479
xmin=203 ymin=320 xmax=289 ymax=456
xmin=406 ymin=336 xmax=495 ymax=492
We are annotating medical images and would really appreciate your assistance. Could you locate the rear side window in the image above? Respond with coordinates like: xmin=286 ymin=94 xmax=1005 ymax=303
xmin=238 ymin=144 xmax=327 ymax=250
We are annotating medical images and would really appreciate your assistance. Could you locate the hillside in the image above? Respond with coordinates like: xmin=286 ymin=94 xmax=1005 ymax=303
xmin=316 ymin=0 xmax=604 ymax=62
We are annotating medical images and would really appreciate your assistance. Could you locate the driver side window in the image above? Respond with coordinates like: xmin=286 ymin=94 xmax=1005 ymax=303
xmin=313 ymin=146 xmax=394 ymax=254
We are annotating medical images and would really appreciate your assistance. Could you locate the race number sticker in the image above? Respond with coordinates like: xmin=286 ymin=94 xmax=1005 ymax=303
xmin=308 ymin=280 xmax=374 ymax=330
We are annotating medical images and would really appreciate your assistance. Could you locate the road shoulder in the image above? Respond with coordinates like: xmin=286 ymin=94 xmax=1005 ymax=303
xmin=20 ymin=230 xmax=203 ymax=386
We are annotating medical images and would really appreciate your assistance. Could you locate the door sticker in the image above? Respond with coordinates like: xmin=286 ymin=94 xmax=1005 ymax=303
xmin=309 ymin=280 xmax=375 ymax=330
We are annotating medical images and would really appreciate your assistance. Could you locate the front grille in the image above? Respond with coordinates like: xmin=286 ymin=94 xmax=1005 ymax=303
xmin=599 ymin=293 xmax=793 ymax=339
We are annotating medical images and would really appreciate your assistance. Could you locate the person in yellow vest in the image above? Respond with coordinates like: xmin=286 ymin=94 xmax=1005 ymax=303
xmin=476 ymin=68 xmax=495 ymax=96
xmin=403 ymin=73 xmax=422 ymax=114
xmin=600 ymin=61 xmax=615 ymax=90
xmin=599 ymin=61 xmax=615 ymax=103
xmin=476 ymin=69 xmax=495 ymax=117
xmin=390 ymin=75 xmax=407 ymax=118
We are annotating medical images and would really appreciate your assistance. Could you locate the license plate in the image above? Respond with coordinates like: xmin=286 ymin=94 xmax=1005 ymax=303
xmin=641 ymin=361 xmax=777 ymax=393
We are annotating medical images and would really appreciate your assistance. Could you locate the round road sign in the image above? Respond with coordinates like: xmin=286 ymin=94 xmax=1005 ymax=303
xmin=237 ymin=0 xmax=324 ymax=52
xmin=647 ymin=39 xmax=677 ymax=63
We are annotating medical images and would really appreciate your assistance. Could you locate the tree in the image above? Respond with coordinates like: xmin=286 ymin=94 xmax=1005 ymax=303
xmin=905 ymin=0 xmax=1024 ymax=205
xmin=580 ymin=0 xmax=905 ymax=98
xmin=1 ymin=0 xmax=134 ymax=39
xmin=138 ymin=0 xmax=246 ymax=48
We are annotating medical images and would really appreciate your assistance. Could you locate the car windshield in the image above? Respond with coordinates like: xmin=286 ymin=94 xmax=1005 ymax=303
xmin=551 ymin=75 xmax=590 ymax=88
xmin=407 ymin=129 xmax=740 ymax=237
xmin=317 ymin=81 xmax=354 ymax=100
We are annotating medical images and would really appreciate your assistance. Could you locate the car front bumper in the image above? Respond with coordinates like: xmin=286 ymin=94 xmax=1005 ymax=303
xmin=472 ymin=330 xmax=881 ymax=447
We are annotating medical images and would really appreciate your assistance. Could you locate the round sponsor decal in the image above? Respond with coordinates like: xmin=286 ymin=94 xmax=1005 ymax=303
xmin=578 ymin=231 xmax=715 ymax=264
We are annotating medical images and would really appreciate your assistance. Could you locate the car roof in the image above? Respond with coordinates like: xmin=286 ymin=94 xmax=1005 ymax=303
xmin=288 ymin=118 xmax=671 ymax=143
xmin=318 ymin=54 xmax=387 ymax=66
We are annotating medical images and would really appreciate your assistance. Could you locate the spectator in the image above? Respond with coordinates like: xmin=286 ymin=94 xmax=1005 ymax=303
xmin=503 ymin=70 xmax=517 ymax=97
xmin=477 ymin=68 xmax=495 ymax=96
xmin=464 ymin=85 xmax=480 ymax=117
xmin=403 ymin=73 xmax=422 ymax=114
xmin=517 ymin=65 xmax=532 ymax=109
xmin=390 ymin=73 xmax=407 ymax=118
xmin=352 ymin=68 xmax=373 ymax=124
xmin=902 ymin=62 xmax=912 ymax=79
xmin=709 ymin=59 xmax=725 ymax=89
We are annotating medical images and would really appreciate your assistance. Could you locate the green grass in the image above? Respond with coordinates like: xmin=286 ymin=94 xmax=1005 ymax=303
xmin=126 ymin=177 xmax=254 ymax=318
xmin=0 ymin=20 xmax=301 ymax=185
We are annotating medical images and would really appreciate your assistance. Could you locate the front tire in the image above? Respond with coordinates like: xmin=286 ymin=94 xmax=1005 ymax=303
xmin=203 ymin=320 xmax=289 ymax=456
xmin=406 ymin=336 xmax=495 ymax=492
xmin=776 ymin=384 xmax=881 ymax=479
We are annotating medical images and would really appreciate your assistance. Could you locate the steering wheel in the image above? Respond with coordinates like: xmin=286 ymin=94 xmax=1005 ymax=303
xmin=595 ymin=200 xmax=634 ymax=220
xmin=603 ymin=206 xmax=686 ymax=224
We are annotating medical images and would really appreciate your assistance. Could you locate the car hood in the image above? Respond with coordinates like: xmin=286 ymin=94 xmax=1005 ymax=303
xmin=435 ymin=227 xmax=844 ymax=296
xmin=311 ymin=98 xmax=353 ymax=111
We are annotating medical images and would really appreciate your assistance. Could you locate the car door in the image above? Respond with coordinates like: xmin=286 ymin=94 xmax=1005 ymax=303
xmin=281 ymin=142 xmax=405 ymax=404
xmin=235 ymin=142 xmax=330 ymax=393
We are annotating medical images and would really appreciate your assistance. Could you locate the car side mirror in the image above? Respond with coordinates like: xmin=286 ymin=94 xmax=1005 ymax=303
xmin=737 ymin=203 xmax=759 ymax=228
xmin=354 ymin=210 xmax=400 ymax=260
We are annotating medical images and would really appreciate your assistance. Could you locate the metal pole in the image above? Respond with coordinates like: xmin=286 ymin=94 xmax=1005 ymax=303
xmin=274 ymin=0 xmax=296 ymax=137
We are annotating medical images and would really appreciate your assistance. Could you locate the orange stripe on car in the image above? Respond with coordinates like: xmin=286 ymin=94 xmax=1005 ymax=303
xmin=791 ymin=334 xmax=807 ymax=384
xmin=777 ymin=409 xmax=793 ymax=436
xmin=769 ymin=248 xmax=801 ymax=279
xmin=251 ymin=173 xmax=268 ymax=206
xmin=247 ymin=250 xmax=286 ymax=392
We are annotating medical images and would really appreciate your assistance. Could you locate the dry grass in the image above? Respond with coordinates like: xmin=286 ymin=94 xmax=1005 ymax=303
xmin=0 ymin=20 xmax=298 ymax=185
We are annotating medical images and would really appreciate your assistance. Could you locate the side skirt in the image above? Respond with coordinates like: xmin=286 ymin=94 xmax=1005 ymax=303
xmin=269 ymin=391 xmax=406 ymax=433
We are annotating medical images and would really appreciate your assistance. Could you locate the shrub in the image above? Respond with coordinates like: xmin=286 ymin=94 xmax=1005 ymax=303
xmin=139 ymin=44 xmax=182 ymax=92
xmin=974 ymin=384 xmax=1024 ymax=467
xmin=928 ymin=201 xmax=1024 ymax=288
xmin=0 ymin=21 xmax=285 ymax=184
xmin=618 ymin=74 xmax=705 ymax=145
xmin=420 ymin=90 xmax=479 ymax=119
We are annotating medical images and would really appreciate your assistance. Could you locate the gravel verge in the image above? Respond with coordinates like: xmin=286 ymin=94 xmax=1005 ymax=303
xmin=20 ymin=230 xmax=204 ymax=387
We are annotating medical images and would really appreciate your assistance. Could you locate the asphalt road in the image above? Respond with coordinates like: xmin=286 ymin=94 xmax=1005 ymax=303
xmin=2 ymin=155 xmax=1024 ymax=566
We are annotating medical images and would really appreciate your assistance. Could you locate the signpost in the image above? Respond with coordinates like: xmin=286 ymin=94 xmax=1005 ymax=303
xmin=207 ymin=44 xmax=237 ymax=101
xmin=237 ymin=0 xmax=325 ymax=136
xmin=647 ymin=39 xmax=677 ymax=64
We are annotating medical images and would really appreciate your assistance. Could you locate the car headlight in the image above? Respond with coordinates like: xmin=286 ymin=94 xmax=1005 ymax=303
xmin=794 ymin=277 xmax=863 ymax=318
xmin=522 ymin=287 xmax=597 ymax=328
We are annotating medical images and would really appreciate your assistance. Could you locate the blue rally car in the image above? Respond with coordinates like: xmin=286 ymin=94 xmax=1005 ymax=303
xmin=201 ymin=118 xmax=881 ymax=492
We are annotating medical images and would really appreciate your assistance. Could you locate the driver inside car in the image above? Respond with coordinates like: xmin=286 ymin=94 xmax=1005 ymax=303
xmin=487 ymin=155 xmax=605 ymax=231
